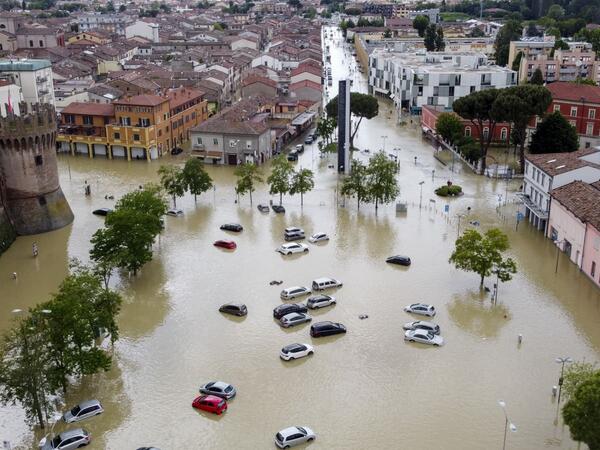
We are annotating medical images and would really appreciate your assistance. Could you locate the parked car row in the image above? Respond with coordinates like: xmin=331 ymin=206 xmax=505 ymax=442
xmin=39 ymin=399 xmax=104 ymax=449
xmin=403 ymin=303 xmax=445 ymax=346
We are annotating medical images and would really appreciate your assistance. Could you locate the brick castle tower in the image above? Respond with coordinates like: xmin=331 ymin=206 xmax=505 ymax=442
xmin=0 ymin=102 xmax=73 ymax=253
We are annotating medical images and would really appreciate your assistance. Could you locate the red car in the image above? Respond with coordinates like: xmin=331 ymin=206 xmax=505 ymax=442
xmin=214 ymin=240 xmax=237 ymax=249
xmin=192 ymin=395 xmax=228 ymax=415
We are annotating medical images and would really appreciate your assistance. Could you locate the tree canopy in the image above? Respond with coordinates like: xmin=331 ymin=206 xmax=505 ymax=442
xmin=529 ymin=111 xmax=579 ymax=153
xmin=341 ymin=159 xmax=371 ymax=209
xmin=235 ymin=163 xmax=263 ymax=205
xmin=436 ymin=112 xmax=463 ymax=144
xmin=563 ymin=371 xmax=600 ymax=450
xmin=158 ymin=165 xmax=186 ymax=208
xmin=290 ymin=168 xmax=315 ymax=206
xmin=413 ymin=15 xmax=429 ymax=37
xmin=267 ymin=155 xmax=294 ymax=205
xmin=182 ymin=158 xmax=213 ymax=202
xmin=326 ymin=92 xmax=379 ymax=149
xmin=449 ymin=228 xmax=517 ymax=287
xmin=367 ymin=151 xmax=399 ymax=211
xmin=530 ymin=67 xmax=544 ymax=84
xmin=495 ymin=20 xmax=522 ymax=66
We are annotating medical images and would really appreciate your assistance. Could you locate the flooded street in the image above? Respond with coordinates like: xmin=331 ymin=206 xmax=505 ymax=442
xmin=1 ymin=25 xmax=600 ymax=450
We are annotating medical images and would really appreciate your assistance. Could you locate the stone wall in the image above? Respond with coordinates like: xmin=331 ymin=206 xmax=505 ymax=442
xmin=0 ymin=204 xmax=16 ymax=255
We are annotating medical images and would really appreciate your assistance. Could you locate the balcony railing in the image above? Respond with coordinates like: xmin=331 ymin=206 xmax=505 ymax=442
xmin=521 ymin=195 xmax=549 ymax=219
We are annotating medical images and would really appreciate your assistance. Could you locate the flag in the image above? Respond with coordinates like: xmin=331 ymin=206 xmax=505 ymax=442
xmin=7 ymin=90 xmax=12 ymax=114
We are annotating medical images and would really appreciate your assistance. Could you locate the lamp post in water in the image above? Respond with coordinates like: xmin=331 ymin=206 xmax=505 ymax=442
xmin=498 ymin=400 xmax=517 ymax=450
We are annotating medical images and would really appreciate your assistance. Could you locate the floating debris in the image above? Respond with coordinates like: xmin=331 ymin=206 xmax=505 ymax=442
xmin=359 ymin=314 xmax=369 ymax=320
xmin=269 ymin=280 xmax=283 ymax=285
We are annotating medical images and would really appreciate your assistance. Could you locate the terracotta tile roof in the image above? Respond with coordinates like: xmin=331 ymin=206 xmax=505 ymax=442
xmin=243 ymin=75 xmax=277 ymax=88
xmin=525 ymin=148 xmax=600 ymax=176
xmin=166 ymin=87 xmax=205 ymax=109
xmin=114 ymin=94 xmax=167 ymax=107
xmin=547 ymin=82 xmax=600 ymax=105
xmin=551 ymin=181 xmax=600 ymax=230
xmin=61 ymin=102 xmax=115 ymax=116
xmin=192 ymin=116 xmax=268 ymax=135
xmin=289 ymin=79 xmax=322 ymax=91
xmin=291 ymin=64 xmax=322 ymax=77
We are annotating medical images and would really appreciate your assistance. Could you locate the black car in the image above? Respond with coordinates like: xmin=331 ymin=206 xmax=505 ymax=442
xmin=219 ymin=303 xmax=248 ymax=317
xmin=220 ymin=223 xmax=243 ymax=232
xmin=272 ymin=205 xmax=285 ymax=213
xmin=310 ymin=321 xmax=347 ymax=337
xmin=273 ymin=303 xmax=308 ymax=320
xmin=287 ymin=151 xmax=298 ymax=162
xmin=386 ymin=255 xmax=411 ymax=266
xmin=171 ymin=147 xmax=183 ymax=155
xmin=92 ymin=208 xmax=112 ymax=216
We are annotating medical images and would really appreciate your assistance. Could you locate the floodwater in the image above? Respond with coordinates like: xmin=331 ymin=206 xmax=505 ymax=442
xmin=1 ymin=26 xmax=599 ymax=450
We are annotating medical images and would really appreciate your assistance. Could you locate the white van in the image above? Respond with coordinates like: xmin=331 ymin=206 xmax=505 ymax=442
xmin=311 ymin=277 xmax=343 ymax=291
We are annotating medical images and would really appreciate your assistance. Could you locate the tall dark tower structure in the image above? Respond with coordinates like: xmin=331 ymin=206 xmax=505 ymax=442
xmin=337 ymin=79 xmax=351 ymax=174
xmin=0 ymin=102 xmax=73 ymax=253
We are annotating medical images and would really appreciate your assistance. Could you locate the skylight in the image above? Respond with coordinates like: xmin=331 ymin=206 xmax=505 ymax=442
xmin=556 ymin=165 xmax=566 ymax=169
xmin=547 ymin=159 xmax=556 ymax=163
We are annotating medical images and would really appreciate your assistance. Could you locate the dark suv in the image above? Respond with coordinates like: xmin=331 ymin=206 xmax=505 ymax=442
xmin=273 ymin=303 xmax=308 ymax=319
xmin=219 ymin=303 xmax=248 ymax=317
xmin=310 ymin=321 xmax=347 ymax=337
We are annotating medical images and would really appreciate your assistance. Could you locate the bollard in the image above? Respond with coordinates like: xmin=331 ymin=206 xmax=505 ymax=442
xmin=518 ymin=334 xmax=523 ymax=345
xmin=552 ymin=386 xmax=558 ymax=397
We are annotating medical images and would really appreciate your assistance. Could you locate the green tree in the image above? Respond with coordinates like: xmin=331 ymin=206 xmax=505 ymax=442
xmin=453 ymin=88 xmax=506 ymax=174
xmin=526 ymin=22 xmax=541 ymax=37
xmin=288 ymin=0 xmax=301 ymax=8
xmin=554 ymin=39 xmax=570 ymax=50
xmin=383 ymin=28 xmax=392 ymax=38
xmin=424 ymin=24 xmax=437 ymax=51
xmin=326 ymin=92 xmax=379 ymax=149
xmin=317 ymin=117 xmax=336 ymax=144
xmin=529 ymin=111 xmax=579 ymax=154
xmin=367 ymin=151 xmax=399 ymax=212
xmin=530 ymin=67 xmax=544 ymax=84
xmin=118 ymin=3 xmax=126 ymax=12
xmin=511 ymin=51 xmax=523 ymax=72
xmin=340 ymin=159 xmax=370 ymax=210
xmin=413 ymin=15 xmax=429 ymax=37
xmin=290 ymin=168 xmax=315 ymax=206
xmin=234 ymin=162 xmax=263 ymax=205
xmin=158 ymin=165 xmax=186 ymax=208
xmin=574 ymin=77 xmax=597 ymax=86
xmin=547 ymin=4 xmax=565 ymax=20
xmin=436 ymin=112 xmax=463 ymax=144
xmin=435 ymin=26 xmax=445 ymax=51
xmin=0 ymin=313 xmax=53 ymax=429
xmin=182 ymin=158 xmax=213 ymax=203
xmin=114 ymin=184 xmax=166 ymax=236
xmin=495 ymin=20 xmax=522 ymax=66
xmin=449 ymin=228 xmax=517 ymax=287
xmin=267 ymin=155 xmax=294 ymax=205
xmin=213 ymin=22 xmax=224 ymax=31
xmin=105 ymin=0 xmax=114 ymax=12
xmin=562 ymin=372 xmax=600 ymax=450
xmin=563 ymin=362 xmax=598 ymax=400
xmin=469 ymin=27 xmax=485 ymax=37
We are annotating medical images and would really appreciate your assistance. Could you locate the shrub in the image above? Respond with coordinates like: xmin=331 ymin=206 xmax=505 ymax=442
xmin=435 ymin=185 xmax=463 ymax=196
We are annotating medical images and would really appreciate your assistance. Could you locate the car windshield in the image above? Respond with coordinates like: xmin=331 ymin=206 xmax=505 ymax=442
xmin=70 ymin=405 xmax=81 ymax=416
xmin=224 ymin=386 xmax=233 ymax=392
xmin=427 ymin=332 xmax=435 ymax=339
xmin=51 ymin=435 xmax=62 ymax=447
xmin=276 ymin=433 xmax=284 ymax=442
xmin=298 ymin=427 xmax=307 ymax=435
xmin=218 ymin=400 xmax=225 ymax=407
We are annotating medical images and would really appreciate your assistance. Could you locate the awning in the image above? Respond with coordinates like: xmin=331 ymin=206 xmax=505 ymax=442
xmin=291 ymin=112 xmax=316 ymax=126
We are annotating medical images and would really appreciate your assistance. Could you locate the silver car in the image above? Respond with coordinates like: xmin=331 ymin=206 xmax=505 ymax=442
xmin=275 ymin=426 xmax=316 ymax=448
xmin=403 ymin=303 xmax=436 ymax=317
xmin=280 ymin=286 xmax=311 ymax=300
xmin=306 ymin=295 xmax=336 ymax=309
xmin=404 ymin=329 xmax=445 ymax=346
xmin=279 ymin=312 xmax=312 ymax=328
xmin=63 ymin=399 xmax=103 ymax=423
xmin=199 ymin=381 xmax=237 ymax=399
xmin=40 ymin=428 xmax=90 ymax=450
xmin=402 ymin=320 xmax=440 ymax=335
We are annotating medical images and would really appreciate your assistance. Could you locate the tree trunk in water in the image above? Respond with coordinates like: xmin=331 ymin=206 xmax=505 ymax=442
xmin=375 ymin=198 xmax=378 ymax=212
xmin=172 ymin=195 xmax=176 ymax=208
xmin=480 ymin=273 xmax=485 ymax=287
xmin=279 ymin=192 xmax=282 ymax=206
xmin=194 ymin=194 xmax=197 ymax=203
xmin=519 ymin=140 xmax=526 ymax=174
xmin=357 ymin=197 xmax=360 ymax=210
xmin=249 ymin=191 xmax=253 ymax=206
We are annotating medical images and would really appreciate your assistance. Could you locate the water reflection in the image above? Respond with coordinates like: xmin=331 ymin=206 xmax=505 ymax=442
xmin=447 ymin=290 xmax=511 ymax=339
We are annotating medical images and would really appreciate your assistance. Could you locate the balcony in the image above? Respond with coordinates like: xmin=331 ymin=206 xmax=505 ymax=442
xmin=36 ymin=76 xmax=47 ymax=83
xmin=521 ymin=194 xmax=548 ymax=219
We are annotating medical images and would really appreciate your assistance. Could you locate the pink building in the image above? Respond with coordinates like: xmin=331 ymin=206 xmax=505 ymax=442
xmin=548 ymin=180 xmax=600 ymax=288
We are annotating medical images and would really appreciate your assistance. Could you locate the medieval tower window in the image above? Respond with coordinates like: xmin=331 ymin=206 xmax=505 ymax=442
xmin=35 ymin=155 xmax=43 ymax=166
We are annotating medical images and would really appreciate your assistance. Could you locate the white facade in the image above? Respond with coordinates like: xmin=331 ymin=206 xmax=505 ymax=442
xmin=0 ymin=59 xmax=55 ymax=107
xmin=125 ymin=20 xmax=159 ymax=43
xmin=0 ymin=83 xmax=23 ymax=116
xmin=368 ymin=50 xmax=516 ymax=111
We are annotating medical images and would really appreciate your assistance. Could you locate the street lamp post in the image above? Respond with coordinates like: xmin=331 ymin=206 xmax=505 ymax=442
xmin=456 ymin=213 xmax=465 ymax=236
xmin=498 ymin=400 xmax=517 ymax=450
xmin=554 ymin=240 xmax=565 ymax=274
xmin=555 ymin=356 xmax=573 ymax=407
xmin=381 ymin=135 xmax=388 ymax=153
xmin=418 ymin=181 xmax=424 ymax=209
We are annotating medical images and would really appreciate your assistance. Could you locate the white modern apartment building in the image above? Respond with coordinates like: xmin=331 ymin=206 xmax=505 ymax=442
xmin=76 ymin=13 xmax=134 ymax=36
xmin=368 ymin=50 xmax=516 ymax=113
xmin=0 ymin=59 xmax=55 ymax=107
xmin=522 ymin=148 xmax=600 ymax=232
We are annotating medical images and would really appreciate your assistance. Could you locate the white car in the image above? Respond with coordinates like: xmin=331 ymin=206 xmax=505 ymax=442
xmin=280 ymin=343 xmax=314 ymax=361
xmin=277 ymin=243 xmax=309 ymax=255
xmin=279 ymin=312 xmax=312 ymax=328
xmin=275 ymin=426 xmax=316 ymax=448
xmin=308 ymin=232 xmax=329 ymax=243
xmin=403 ymin=321 xmax=440 ymax=335
xmin=306 ymin=295 xmax=336 ymax=309
xmin=404 ymin=303 xmax=436 ymax=317
xmin=312 ymin=277 xmax=343 ymax=291
xmin=280 ymin=286 xmax=311 ymax=300
xmin=404 ymin=329 xmax=444 ymax=346
xmin=166 ymin=208 xmax=183 ymax=217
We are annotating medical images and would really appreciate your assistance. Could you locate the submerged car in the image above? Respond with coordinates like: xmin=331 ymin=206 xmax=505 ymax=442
xmin=199 ymin=381 xmax=236 ymax=399
xmin=386 ymin=255 xmax=411 ymax=266
xmin=404 ymin=329 xmax=445 ymax=346
xmin=63 ymin=399 xmax=103 ymax=423
xmin=310 ymin=321 xmax=346 ymax=337
xmin=166 ymin=208 xmax=183 ymax=217
xmin=192 ymin=395 xmax=227 ymax=415
xmin=279 ymin=312 xmax=312 ymax=328
xmin=40 ymin=429 xmax=90 ymax=450
xmin=404 ymin=303 xmax=436 ymax=317
xmin=273 ymin=303 xmax=308 ymax=319
xmin=280 ymin=286 xmax=311 ymax=300
xmin=92 ymin=208 xmax=112 ymax=216
xmin=272 ymin=205 xmax=286 ymax=213
xmin=214 ymin=240 xmax=237 ymax=250
xmin=402 ymin=320 xmax=440 ymax=334
xmin=311 ymin=277 xmax=342 ymax=291
xmin=275 ymin=426 xmax=316 ymax=448
xmin=277 ymin=243 xmax=309 ymax=255
xmin=284 ymin=227 xmax=305 ymax=241
xmin=280 ymin=343 xmax=314 ymax=361
xmin=220 ymin=223 xmax=243 ymax=232
xmin=308 ymin=232 xmax=329 ymax=243
xmin=219 ymin=303 xmax=247 ymax=317
xmin=257 ymin=204 xmax=270 ymax=212
xmin=306 ymin=295 xmax=336 ymax=309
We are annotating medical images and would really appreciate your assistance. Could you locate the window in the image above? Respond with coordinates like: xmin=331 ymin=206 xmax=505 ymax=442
xmin=35 ymin=155 xmax=43 ymax=166
xmin=592 ymin=261 xmax=596 ymax=278
xmin=550 ymin=227 xmax=558 ymax=241
xmin=500 ymin=127 xmax=507 ymax=140
xmin=133 ymin=134 xmax=140 ymax=141
xmin=470 ymin=86 xmax=476 ymax=93
xmin=449 ymin=86 xmax=454 ymax=96
xmin=197 ymin=137 xmax=203 ymax=145
xmin=433 ymin=86 xmax=439 ymax=96
xmin=483 ymin=127 xmax=489 ymax=139
xmin=29 ymin=40 xmax=33 ymax=47
xmin=38 ymin=196 xmax=46 ymax=206
xmin=570 ymin=106 xmax=577 ymax=117
xmin=120 ymin=117 xmax=131 ymax=126
xmin=587 ymin=122 xmax=594 ymax=135
xmin=553 ymin=104 xmax=560 ymax=112
xmin=114 ymin=132 xmax=120 ymax=139
xmin=83 ymin=115 xmax=93 ymax=125
xmin=541 ymin=174 xmax=545 ymax=186
xmin=589 ymin=109 xmax=596 ymax=119
xmin=39 ymin=40 xmax=43 ymax=47
xmin=246 ymin=140 xmax=252 ymax=149
xmin=140 ymin=118 xmax=150 ymax=127
xmin=64 ymin=114 xmax=74 ymax=124
xmin=158 ymin=129 xmax=162 ymax=137
xmin=229 ymin=139 xmax=237 ymax=147
xmin=464 ymin=126 xmax=471 ymax=137
xmin=213 ymin=138 xmax=218 ymax=145
xmin=569 ymin=120 xmax=576 ymax=127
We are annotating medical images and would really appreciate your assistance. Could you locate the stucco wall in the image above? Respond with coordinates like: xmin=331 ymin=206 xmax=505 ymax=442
xmin=547 ymin=198 xmax=587 ymax=267
xmin=582 ymin=224 xmax=600 ymax=288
